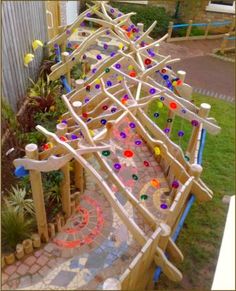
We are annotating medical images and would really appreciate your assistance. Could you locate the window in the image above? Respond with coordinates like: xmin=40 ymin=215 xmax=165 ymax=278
xmin=206 ymin=1 xmax=235 ymax=13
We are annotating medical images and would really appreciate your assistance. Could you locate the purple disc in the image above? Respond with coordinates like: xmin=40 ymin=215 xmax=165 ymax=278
xmin=71 ymin=134 xmax=78 ymax=140
xmin=61 ymin=120 xmax=67 ymax=124
xmin=87 ymin=118 xmax=91 ymax=122
xmin=164 ymin=128 xmax=170 ymax=134
xmin=110 ymin=8 xmax=115 ymax=13
xmin=67 ymin=42 xmax=72 ymax=48
xmin=84 ymin=98 xmax=90 ymax=103
xmin=103 ymin=43 xmax=108 ymax=50
xmin=160 ymin=203 xmax=168 ymax=209
xmin=114 ymin=163 xmax=121 ymax=170
xmin=178 ymin=131 xmax=184 ymax=137
xmin=95 ymin=84 xmax=100 ymax=89
xmin=111 ymin=107 xmax=117 ymax=113
xmin=160 ymin=96 xmax=165 ymax=101
xmin=86 ymin=13 xmax=91 ymax=17
xmin=191 ymin=120 xmax=199 ymax=127
xmin=123 ymin=94 xmax=129 ymax=100
xmin=106 ymin=80 xmax=112 ymax=87
xmin=66 ymin=29 xmax=71 ymax=35
xmin=154 ymin=113 xmax=159 ymax=118
xmin=106 ymin=30 xmax=110 ymax=35
xmin=135 ymin=140 xmax=142 ymax=145
xmin=120 ymin=132 xmax=127 ymax=138
xmin=54 ymin=43 xmax=59 ymax=49
xmin=182 ymin=109 xmax=187 ymax=114
xmin=101 ymin=119 xmax=107 ymax=125
xmin=83 ymin=54 xmax=87 ymax=60
xmin=110 ymin=52 xmax=116 ymax=57
xmin=129 ymin=122 xmax=136 ymax=129
xmin=97 ymin=54 xmax=102 ymax=60
xmin=118 ymin=13 xmax=122 ymax=17
xmin=92 ymin=68 xmax=97 ymax=74
xmin=80 ymin=22 xmax=85 ymax=27
xmin=172 ymin=180 xmax=179 ymax=189
xmin=115 ymin=63 xmax=121 ymax=69
xmin=149 ymin=88 xmax=156 ymax=94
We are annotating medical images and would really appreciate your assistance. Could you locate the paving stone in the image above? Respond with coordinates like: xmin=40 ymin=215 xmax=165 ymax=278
xmin=17 ymin=263 xmax=30 ymax=276
xmin=39 ymin=264 xmax=50 ymax=277
xmin=24 ymin=255 xmax=37 ymax=266
xmin=1 ymin=283 xmax=10 ymax=290
xmin=18 ymin=275 xmax=32 ymax=289
xmin=4 ymin=264 xmax=17 ymax=276
xmin=2 ymin=273 xmax=9 ymax=284
xmin=50 ymin=270 xmax=76 ymax=287
xmin=85 ymin=251 xmax=109 ymax=269
xmin=28 ymin=263 xmax=41 ymax=275
xmin=47 ymin=258 xmax=57 ymax=269
xmin=44 ymin=243 xmax=56 ymax=253
xmin=8 ymin=272 xmax=19 ymax=281
xmin=34 ymin=249 xmax=43 ymax=258
xmin=31 ymin=273 xmax=43 ymax=285
xmin=8 ymin=278 xmax=20 ymax=289
xmin=37 ymin=255 xmax=49 ymax=266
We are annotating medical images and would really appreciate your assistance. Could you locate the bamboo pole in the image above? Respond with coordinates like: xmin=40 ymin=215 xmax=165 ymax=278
xmin=186 ymin=103 xmax=211 ymax=163
xmin=56 ymin=123 xmax=71 ymax=219
xmin=186 ymin=20 xmax=193 ymax=39
xmin=25 ymin=144 xmax=49 ymax=242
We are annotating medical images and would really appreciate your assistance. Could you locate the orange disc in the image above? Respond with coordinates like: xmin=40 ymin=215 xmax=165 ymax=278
xmin=151 ymin=179 xmax=160 ymax=188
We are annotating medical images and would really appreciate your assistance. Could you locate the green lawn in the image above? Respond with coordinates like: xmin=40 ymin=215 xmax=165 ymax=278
xmin=150 ymin=94 xmax=235 ymax=289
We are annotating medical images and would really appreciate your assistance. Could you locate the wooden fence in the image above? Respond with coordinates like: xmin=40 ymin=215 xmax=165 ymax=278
xmin=2 ymin=1 xmax=48 ymax=111
xmin=167 ymin=16 xmax=235 ymax=42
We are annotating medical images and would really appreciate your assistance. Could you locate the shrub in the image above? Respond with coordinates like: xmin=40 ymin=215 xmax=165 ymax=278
xmin=173 ymin=26 xmax=205 ymax=37
xmin=1 ymin=207 xmax=33 ymax=252
xmin=110 ymin=2 xmax=171 ymax=38
xmin=5 ymin=186 xmax=34 ymax=219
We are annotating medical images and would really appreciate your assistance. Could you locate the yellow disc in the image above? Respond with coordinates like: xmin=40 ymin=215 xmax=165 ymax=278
xmin=128 ymin=65 xmax=133 ymax=70
xmin=118 ymin=43 xmax=124 ymax=50
xmin=95 ymin=78 xmax=100 ymax=84
xmin=172 ymin=81 xmax=177 ymax=87
xmin=157 ymin=102 xmax=163 ymax=109
xmin=47 ymin=142 xmax=54 ymax=149
xmin=117 ymin=76 xmax=123 ymax=82
xmin=154 ymin=146 xmax=161 ymax=155
xmin=89 ymin=129 xmax=95 ymax=137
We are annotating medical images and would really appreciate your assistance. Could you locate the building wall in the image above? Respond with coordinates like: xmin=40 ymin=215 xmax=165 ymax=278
xmin=2 ymin=1 xmax=48 ymax=111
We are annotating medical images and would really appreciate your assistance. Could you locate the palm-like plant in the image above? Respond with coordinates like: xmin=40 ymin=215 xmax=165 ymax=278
xmin=1 ymin=207 xmax=33 ymax=251
xmin=5 ymin=186 xmax=34 ymax=219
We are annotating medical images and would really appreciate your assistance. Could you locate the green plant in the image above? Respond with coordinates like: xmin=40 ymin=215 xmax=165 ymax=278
xmin=71 ymin=63 xmax=83 ymax=80
xmin=4 ymin=186 xmax=34 ymax=219
xmin=21 ymin=130 xmax=46 ymax=145
xmin=28 ymin=75 xmax=62 ymax=112
xmin=110 ymin=2 xmax=171 ymax=37
xmin=1 ymin=206 xmax=34 ymax=252
xmin=39 ymin=59 xmax=56 ymax=79
xmin=43 ymin=171 xmax=64 ymax=205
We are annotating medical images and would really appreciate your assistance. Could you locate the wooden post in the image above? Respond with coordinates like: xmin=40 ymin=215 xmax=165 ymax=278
xmin=167 ymin=21 xmax=174 ymax=40
xmin=137 ymin=23 xmax=144 ymax=34
xmin=204 ymin=19 xmax=211 ymax=39
xmin=186 ymin=20 xmax=193 ymax=39
xmin=158 ymin=223 xmax=171 ymax=251
xmin=165 ymin=70 xmax=186 ymax=137
xmin=15 ymin=244 xmax=24 ymax=260
xmin=48 ymin=223 xmax=56 ymax=238
xmin=186 ymin=103 xmax=211 ymax=162
xmin=189 ymin=163 xmax=202 ymax=181
xmin=229 ymin=15 xmax=235 ymax=34
xmin=32 ymin=233 xmax=41 ymax=248
xmin=56 ymin=123 xmax=71 ymax=219
xmin=26 ymin=144 xmax=49 ymax=242
xmin=220 ymin=33 xmax=229 ymax=54
xmin=62 ymin=52 xmax=71 ymax=86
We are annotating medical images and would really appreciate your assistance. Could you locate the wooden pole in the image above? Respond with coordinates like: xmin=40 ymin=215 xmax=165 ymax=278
xmin=167 ymin=21 xmax=174 ymax=41
xmin=186 ymin=103 xmax=211 ymax=162
xmin=229 ymin=15 xmax=235 ymax=34
xmin=25 ymin=144 xmax=49 ymax=242
xmin=204 ymin=19 xmax=211 ymax=39
xmin=189 ymin=163 xmax=202 ymax=181
xmin=186 ymin=20 xmax=193 ymax=39
xmin=220 ymin=33 xmax=229 ymax=54
xmin=56 ymin=123 xmax=71 ymax=219
xmin=61 ymin=52 xmax=71 ymax=86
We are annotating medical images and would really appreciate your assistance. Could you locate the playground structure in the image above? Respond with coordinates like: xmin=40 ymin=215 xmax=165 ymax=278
xmin=10 ymin=1 xmax=222 ymax=290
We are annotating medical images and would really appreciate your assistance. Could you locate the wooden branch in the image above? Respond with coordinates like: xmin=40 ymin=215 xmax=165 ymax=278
xmin=138 ymin=33 xmax=168 ymax=52
xmin=135 ymin=21 xmax=157 ymax=44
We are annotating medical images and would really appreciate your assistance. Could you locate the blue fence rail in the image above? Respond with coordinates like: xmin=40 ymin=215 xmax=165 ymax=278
xmin=172 ymin=20 xmax=232 ymax=29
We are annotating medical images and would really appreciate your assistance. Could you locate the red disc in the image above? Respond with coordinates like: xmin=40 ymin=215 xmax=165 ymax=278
xmin=124 ymin=150 xmax=134 ymax=158
xmin=144 ymin=58 xmax=151 ymax=65
xmin=60 ymin=136 xmax=68 ymax=142
xmin=144 ymin=161 xmax=150 ymax=167
xmin=161 ymin=69 xmax=167 ymax=74
xmin=169 ymin=102 xmax=177 ymax=109
xmin=129 ymin=71 xmax=136 ymax=77
xmin=82 ymin=112 xmax=88 ymax=118
xmin=177 ymin=80 xmax=182 ymax=86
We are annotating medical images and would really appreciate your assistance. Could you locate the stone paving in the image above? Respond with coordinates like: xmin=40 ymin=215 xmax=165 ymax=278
xmin=2 ymin=117 xmax=172 ymax=290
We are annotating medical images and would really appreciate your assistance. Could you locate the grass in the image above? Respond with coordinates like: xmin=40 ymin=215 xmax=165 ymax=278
xmin=150 ymin=94 xmax=235 ymax=289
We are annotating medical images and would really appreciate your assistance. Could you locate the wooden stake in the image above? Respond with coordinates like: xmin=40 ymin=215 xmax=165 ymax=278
xmin=56 ymin=123 xmax=71 ymax=219
xmin=26 ymin=144 xmax=49 ymax=242
xmin=167 ymin=21 xmax=174 ymax=41
xmin=186 ymin=20 xmax=193 ymax=39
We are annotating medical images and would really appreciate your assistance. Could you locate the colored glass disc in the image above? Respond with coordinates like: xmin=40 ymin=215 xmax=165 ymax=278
xmin=102 ymin=151 xmax=110 ymax=157
xmin=129 ymin=122 xmax=136 ymax=129
xmin=132 ymin=174 xmax=138 ymax=180
xmin=191 ymin=120 xmax=199 ymax=127
xmin=144 ymin=161 xmax=150 ymax=167
xmin=151 ymin=179 xmax=160 ymax=188
xmin=120 ymin=132 xmax=127 ymax=138
xmin=111 ymin=107 xmax=117 ymax=113
xmin=96 ymin=55 xmax=102 ymax=60
xmin=71 ymin=134 xmax=78 ymax=140
xmin=172 ymin=180 xmax=179 ymax=189
xmin=95 ymin=84 xmax=100 ymax=89
xmin=154 ymin=112 xmax=159 ymax=118
xmin=144 ymin=58 xmax=152 ymax=65
xmin=141 ymin=194 xmax=148 ymax=201
xmin=124 ymin=150 xmax=134 ymax=158
xmin=157 ymin=102 xmax=163 ymax=109
xmin=114 ymin=163 xmax=121 ymax=170
xmin=82 ymin=112 xmax=88 ymax=118
xmin=115 ymin=63 xmax=121 ymax=69
xmin=149 ymin=88 xmax=156 ymax=94
xmin=60 ymin=136 xmax=68 ymax=142
xmin=135 ymin=140 xmax=142 ymax=146
xmin=101 ymin=119 xmax=107 ymax=125
xmin=160 ymin=203 xmax=168 ymax=209
xmin=170 ymin=102 xmax=177 ymax=109
xmin=178 ymin=131 xmax=184 ymax=137
xmin=105 ymin=68 xmax=110 ymax=73
xmin=154 ymin=147 xmax=161 ymax=155
xmin=102 ymin=105 xmax=108 ymax=110
xmin=164 ymin=128 xmax=170 ymax=133
xmin=129 ymin=71 xmax=136 ymax=77
xmin=167 ymin=118 xmax=173 ymax=123
xmin=107 ymin=80 xmax=112 ymax=87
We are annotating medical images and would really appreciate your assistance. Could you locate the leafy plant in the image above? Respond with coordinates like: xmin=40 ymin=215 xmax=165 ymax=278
xmin=39 ymin=59 xmax=55 ymax=79
xmin=71 ymin=63 xmax=83 ymax=80
xmin=43 ymin=171 xmax=64 ymax=205
xmin=174 ymin=26 xmax=205 ymax=37
xmin=1 ymin=206 xmax=34 ymax=252
xmin=4 ymin=186 xmax=34 ymax=219
xmin=27 ymin=75 xmax=62 ymax=112
xmin=110 ymin=2 xmax=171 ymax=37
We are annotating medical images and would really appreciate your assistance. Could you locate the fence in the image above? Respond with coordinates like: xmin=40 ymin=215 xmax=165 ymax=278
xmin=167 ymin=16 xmax=235 ymax=42
xmin=2 ymin=1 xmax=48 ymax=112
